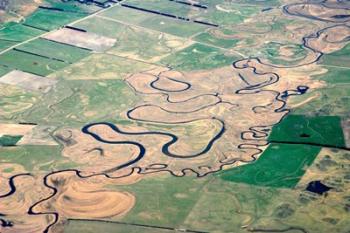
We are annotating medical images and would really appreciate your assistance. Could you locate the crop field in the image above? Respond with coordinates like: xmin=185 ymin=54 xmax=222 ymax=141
xmin=1 ymin=0 xmax=350 ymax=233
xmin=217 ymin=143 xmax=321 ymax=188
xmin=23 ymin=8 xmax=87 ymax=31
xmin=0 ymin=49 xmax=68 ymax=76
xmin=160 ymin=43 xmax=240 ymax=70
xmin=73 ymin=16 xmax=190 ymax=62
xmin=0 ymin=22 xmax=44 ymax=42
xmin=100 ymin=6 xmax=209 ymax=37
xmin=17 ymin=38 xmax=91 ymax=63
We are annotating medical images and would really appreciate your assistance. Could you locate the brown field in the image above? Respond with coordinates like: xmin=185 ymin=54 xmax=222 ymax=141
xmin=43 ymin=28 xmax=116 ymax=52
xmin=0 ymin=123 xmax=35 ymax=136
xmin=0 ymin=70 xmax=57 ymax=93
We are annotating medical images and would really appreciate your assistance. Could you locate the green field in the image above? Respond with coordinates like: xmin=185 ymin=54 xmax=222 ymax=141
xmin=0 ymin=49 xmax=67 ymax=76
xmin=320 ymin=43 xmax=350 ymax=68
xmin=0 ymin=83 xmax=40 ymax=120
xmin=0 ymin=65 xmax=12 ymax=77
xmin=100 ymin=6 xmax=208 ymax=37
xmin=292 ymin=67 xmax=350 ymax=116
xmin=0 ymin=40 xmax=17 ymax=51
xmin=73 ymin=16 xmax=187 ymax=62
xmin=0 ymin=22 xmax=44 ymax=51
xmin=65 ymin=220 xmax=172 ymax=233
xmin=0 ymin=135 xmax=23 ymax=146
xmin=194 ymin=32 xmax=239 ymax=48
xmin=123 ymin=0 xmax=191 ymax=18
xmin=261 ymin=42 xmax=307 ymax=66
xmin=0 ymin=145 xmax=76 ymax=171
xmin=216 ymin=143 xmax=321 ymax=188
xmin=43 ymin=0 xmax=98 ymax=14
xmin=24 ymin=8 xmax=87 ymax=31
xmin=49 ymin=53 xmax=159 ymax=80
xmin=318 ymin=66 xmax=350 ymax=84
xmin=269 ymin=115 xmax=345 ymax=148
xmin=0 ymin=22 xmax=44 ymax=41
xmin=116 ymin=175 xmax=210 ymax=227
xmin=20 ymin=79 xmax=139 ymax=127
xmin=17 ymin=38 xmax=90 ymax=63
xmin=160 ymin=43 xmax=239 ymax=70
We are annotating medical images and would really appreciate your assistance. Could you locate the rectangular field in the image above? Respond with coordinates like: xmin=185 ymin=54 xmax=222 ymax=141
xmin=100 ymin=6 xmax=208 ymax=37
xmin=0 ymin=49 xmax=67 ymax=76
xmin=73 ymin=16 xmax=190 ymax=62
xmin=160 ymin=43 xmax=240 ymax=70
xmin=23 ymin=8 xmax=87 ymax=31
xmin=17 ymin=38 xmax=90 ymax=63
xmin=0 ymin=22 xmax=44 ymax=41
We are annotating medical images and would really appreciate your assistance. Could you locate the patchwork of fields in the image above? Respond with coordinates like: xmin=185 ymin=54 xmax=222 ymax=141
xmin=0 ymin=0 xmax=350 ymax=233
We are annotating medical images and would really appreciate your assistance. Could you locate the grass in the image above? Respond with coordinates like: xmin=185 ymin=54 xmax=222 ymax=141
xmin=0 ymin=135 xmax=22 ymax=146
xmin=0 ymin=40 xmax=17 ymax=51
xmin=317 ymin=66 xmax=350 ymax=84
xmin=268 ymin=115 xmax=346 ymax=148
xmin=65 ymin=220 xmax=171 ymax=233
xmin=24 ymin=8 xmax=87 ymax=31
xmin=43 ymin=0 xmax=98 ymax=14
xmin=216 ymin=143 xmax=321 ymax=188
xmin=194 ymin=32 xmax=239 ymax=49
xmin=0 ymin=49 xmax=67 ymax=76
xmin=73 ymin=16 xmax=188 ymax=62
xmin=262 ymin=42 xmax=307 ymax=66
xmin=292 ymin=66 xmax=350 ymax=116
xmin=0 ymin=145 xmax=76 ymax=171
xmin=0 ymin=22 xmax=44 ymax=51
xmin=0 ymin=22 xmax=44 ymax=42
xmin=100 ymin=6 xmax=208 ymax=38
xmin=20 ymin=79 xmax=139 ymax=127
xmin=320 ymin=43 xmax=350 ymax=68
xmin=17 ymin=38 xmax=90 ymax=63
xmin=123 ymin=0 xmax=191 ymax=18
xmin=0 ymin=65 xmax=12 ymax=77
xmin=49 ymin=53 xmax=158 ymax=80
xmin=0 ymin=84 xmax=39 ymax=120
xmin=160 ymin=43 xmax=240 ymax=70
xmin=112 ymin=175 xmax=210 ymax=227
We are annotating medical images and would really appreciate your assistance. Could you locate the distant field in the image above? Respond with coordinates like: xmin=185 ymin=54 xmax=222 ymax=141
xmin=49 ymin=53 xmax=159 ymax=80
xmin=320 ymin=43 xmax=350 ymax=68
xmin=113 ymin=175 xmax=209 ymax=227
xmin=193 ymin=31 xmax=239 ymax=49
xmin=65 ymin=220 xmax=172 ymax=233
xmin=0 ymin=83 xmax=39 ymax=119
xmin=160 ymin=43 xmax=240 ymax=70
xmin=43 ymin=0 xmax=99 ymax=14
xmin=292 ymin=66 xmax=350 ymax=116
xmin=100 ymin=6 xmax=208 ymax=37
xmin=122 ymin=0 xmax=262 ymax=26
xmin=20 ymin=79 xmax=139 ymax=127
xmin=73 ymin=16 xmax=189 ymax=62
xmin=0 ymin=145 xmax=76 ymax=171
